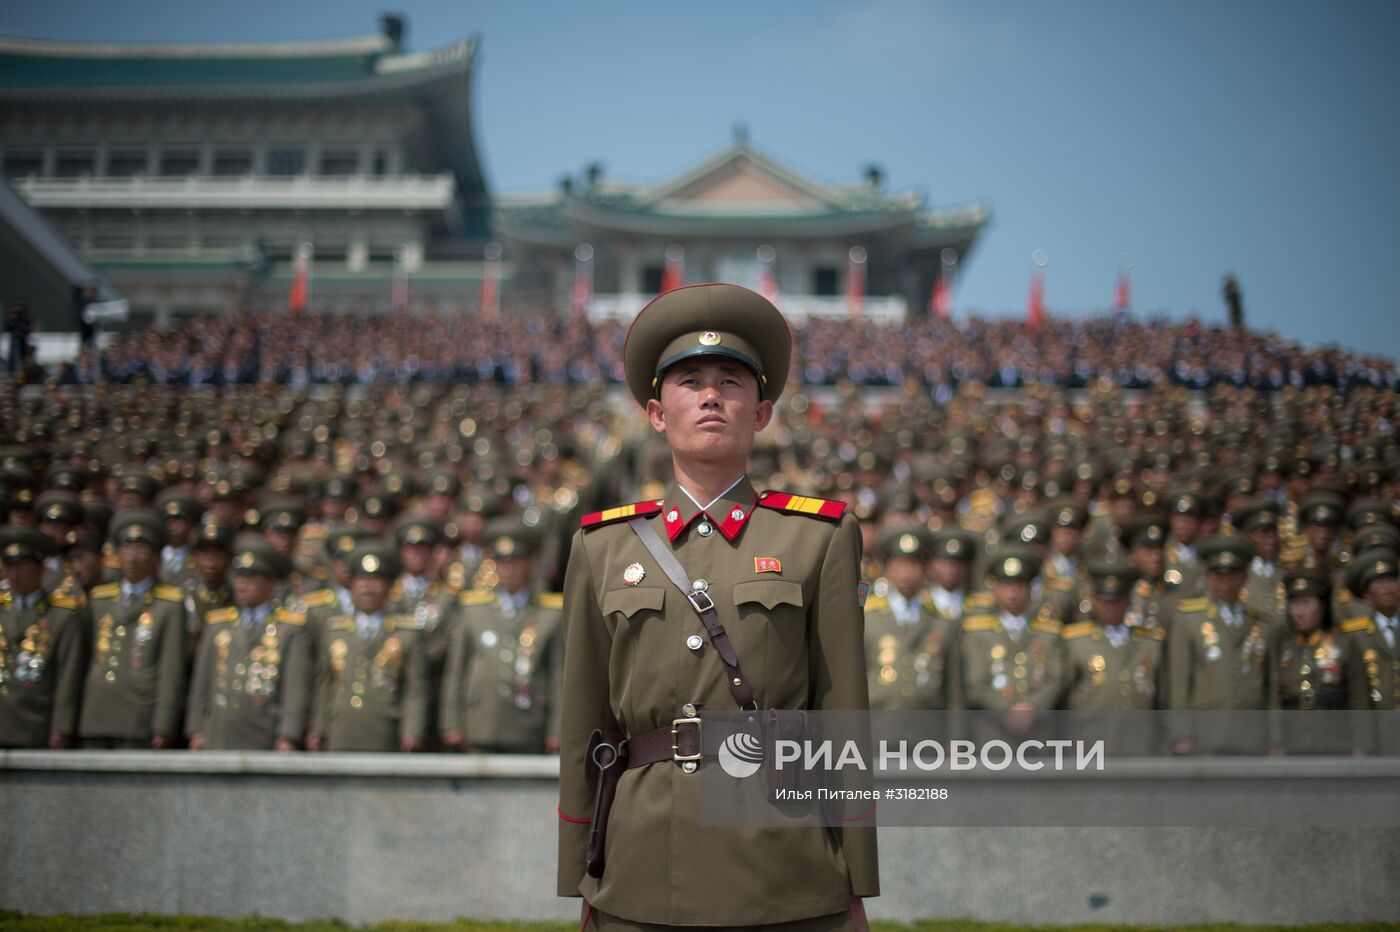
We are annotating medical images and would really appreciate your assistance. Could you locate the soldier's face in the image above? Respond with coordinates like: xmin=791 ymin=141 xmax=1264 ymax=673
xmin=266 ymin=529 xmax=296 ymax=558
xmin=165 ymin=517 xmax=192 ymax=545
xmin=929 ymin=557 xmax=969 ymax=591
xmin=1366 ymin=577 xmax=1400 ymax=616
xmin=1205 ymin=568 xmax=1246 ymax=604
xmin=400 ymin=543 xmax=432 ymax=576
xmin=496 ymin=555 xmax=534 ymax=594
xmin=195 ymin=548 xmax=232 ymax=584
xmin=351 ymin=576 xmax=390 ymax=613
xmin=647 ymin=361 xmax=772 ymax=466
xmin=119 ymin=541 xmax=159 ymax=583
xmin=884 ymin=555 xmax=924 ymax=598
xmin=67 ymin=549 xmax=103 ymax=587
xmin=1305 ymin=524 xmax=1336 ymax=553
xmin=1286 ymin=596 xmax=1323 ymax=633
xmin=1130 ymin=544 xmax=1165 ymax=578
xmin=992 ymin=579 xmax=1031 ymax=616
xmin=1169 ymin=513 xmax=1201 ymax=545
xmin=1246 ymin=528 xmax=1278 ymax=561
xmin=233 ymin=571 xmax=276 ymax=607
xmin=3 ymin=559 xmax=43 ymax=595
xmin=1091 ymin=594 xmax=1129 ymax=627
xmin=1050 ymin=526 xmax=1081 ymax=555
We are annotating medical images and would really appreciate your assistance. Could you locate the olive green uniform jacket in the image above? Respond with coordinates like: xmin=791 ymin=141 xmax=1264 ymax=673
xmin=1340 ymin=613 xmax=1400 ymax=755
xmin=863 ymin=589 xmax=955 ymax=710
xmin=557 ymin=479 xmax=879 ymax=926
xmin=951 ymin=612 xmax=1065 ymax=712
xmin=185 ymin=604 xmax=311 ymax=749
xmin=1061 ymin=620 xmax=1166 ymax=755
xmin=311 ymin=613 xmax=429 ymax=751
xmin=441 ymin=587 xmax=563 ymax=752
xmin=0 ymin=589 xmax=88 ymax=747
xmin=79 ymin=581 xmax=187 ymax=741
xmin=1166 ymin=597 xmax=1273 ymax=751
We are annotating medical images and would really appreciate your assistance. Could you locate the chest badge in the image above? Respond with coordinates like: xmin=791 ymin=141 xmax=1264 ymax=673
xmin=623 ymin=563 xmax=646 ymax=586
xmin=754 ymin=557 xmax=782 ymax=574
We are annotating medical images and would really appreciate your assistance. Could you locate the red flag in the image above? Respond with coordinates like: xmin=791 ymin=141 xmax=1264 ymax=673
xmin=757 ymin=247 xmax=779 ymax=305
xmin=661 ymin=244 xmax=684 ymax=294
xmin=480 ymin=244 xmax=501 ymax=317
xmin=571 ymin=244 xmax=594 ymax=315
xmin=846 ymin=246 xmax=867 ymax=316
xmin=1113 ymin=269 xmax=1130 ymax=313
xmin=1027 ymin=266 xmax=1045 ymax=333
xmin=931 ymin=277 xmax=951 ymax=319
xmin=288 ymin=243 xmax=312 ymax=314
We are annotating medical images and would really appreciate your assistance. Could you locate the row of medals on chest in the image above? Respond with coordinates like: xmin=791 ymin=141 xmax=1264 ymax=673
xmin=0 ymin=613 xmax=54 ymax=690
xmin=213 ymin=623 xmax=281 ymax=705
xmin=329 ymin=629 xmax=405 ymax=708
xmin=94 ymin=609 xmax=155 ymax=685
xmin=480 ymin=620 xmax=540 ymax=710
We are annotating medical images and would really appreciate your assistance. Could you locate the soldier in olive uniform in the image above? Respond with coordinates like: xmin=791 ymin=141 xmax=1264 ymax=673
xmin=863 ymin=526 xmax=953 ymax=710
xmin=262 ymin=504 xmax=319 ymax=598
xmin=390 ymin=517 xmax=460 ymax=666
xmin=1167 ymin=536 xmax=1272 ymax=754
xmin=557 ymin=284 xmax=877 ymax=929
xmin=297 ymin=523 xmax=377 ymax=657
xmin=79 ymin=510 xmax=187 ymax=748
xmin=1340 ymin=550 xmax=1400 ymax=754
xmin=307 ymin=544 xmax=428 ymax=752
xmin=1044 ymin=501 xmax=1088 ymax=588
xmin=1269 ymin=567 xmax=1351 ymax=754
xmin=1235 ymin=499 xmax=1286 ymax=629
xmin=1163 ymin=490 xmax=1207 ymax=596
xmin=34 ymin=490 xmax=85 ymax=590
xmin=156 ymin=491 xmax=203 ymax=590
xmin=56 ymin=527 xmax=118 ymax=605
xmin=441 ymin=523 xmax=563 ymax=753
xmin=925 ymin=528 xmax=976 ymax=623
xmin=952 ymin=549 xmax=1065 ymax=739
xmin=0 ymin=527 xmax=88 ymax=748
xmin=1061 ymin=559 xmax=1166 ymax=754
xmin=186 ymin=540 xmax=311 ymax=751
xmin=1122 ymin=514 xmax=1174 ymax=630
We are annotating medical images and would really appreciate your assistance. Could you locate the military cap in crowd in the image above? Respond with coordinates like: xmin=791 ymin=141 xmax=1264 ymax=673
xmin=425 ymin=473 xmax=461 ymax=498
xmin=44 ymin=464 xmax=87 ymax=493
xmin=83 ymin=501 xmax=114 ymax=533
xmin=382 ymin=472 xmax=414 ymax=499
xmin=0 ymin=526 xmax=57 ymax=562
xmin=1048 ymin=501 xmax=1088 ymax=529
xmin=322 ymin=475 xmax=356 ymax=501
xmin=110 ymin=509 xmax=169 ymax=549
xmin=989 ymin=548 xmax=1041 ymax=582
xmin=230 ymin=538 xmax=292 ymax=579
xmin=1232 ymin=498 xmax=1280 ymax=532
xmin=1299 ymin=491 xmax=1346 ymax=526
xmin=35 ymin=490 xmax=85 ymax=526
xmin=117 ymin=472 xmax=160 ymax=503
xmin=1346 ymin=498 xmax=1395 ymax=530
xmin=357 ymin=493 xmax=399 ymax=522
xmin=1283 ymin=567 xmax=1330 ymax=601
xmin=260 ymin=504 xmax=307 ymax=534
xmin=1347 ymin=548 xmax=1400 ymax=596
xmin=1087 ymin=558 xmax=1141 ymax=598
xmin=1003 ymin=514 xmax=1050 ymax=547
xmin=623 ymin=283 xmax=791 ymax=406
xmin=395 ymin=517 xmax=441 ymax=548
xmin=205 ymin=475 xmax=242 ymax=503
xmin=348 ymin=542 xmax=400 ymax=580
xmin=62 ymin=527 xmax=105 ymax=555
xmin=1219 ymin=471 xmax=1257 ymax=500
xmin=157 ymin=491 xmax=202 ymax=525
xmin=192 ymin=521 xmax=236 ymax=552
xmin=1352 ymin=523 xmax=1400 ymax=556
xmin=878 ymin=525 xmax=931 ymax=562
xmin=324 ymin=523 xmax=377 ymax=560
xmin=930 ymin=529 xmax=977 ymax=562
xmin=1164 ymin=489 xmax=1207 ymax=517
xmin=1197 ymin=535 xmax=1255 ymax=573
xmin=484 ymin=519 xmax=537 ymax=560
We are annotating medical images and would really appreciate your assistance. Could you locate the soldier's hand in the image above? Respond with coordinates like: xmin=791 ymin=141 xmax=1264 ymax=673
xmin=273 ymin=737 xmax=297 ymax=753
xmin=47 ymin=732 xmax=73 ymax=750
xmin=400 ymin=735 xmax=423 ymax=753
xmin=150 ymin=733 xmax=172 ymax=750
xmin=189 ymin=733 xmax=207 ymax=751
xmin=441 ymin=729 xmax=466 ymax=751
xmin=545 ymin=735 xmax=561 ymax=754
xmin=849 ymin=897 xmax=870 ymax=932
xmin=306 ymin=732 xmax=324 ymax=752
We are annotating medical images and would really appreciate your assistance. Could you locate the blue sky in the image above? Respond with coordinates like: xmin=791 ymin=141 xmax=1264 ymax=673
xmin=4 ymin=0 xmax=1398 ymax=359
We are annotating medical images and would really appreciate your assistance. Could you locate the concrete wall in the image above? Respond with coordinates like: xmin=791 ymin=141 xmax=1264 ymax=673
xmin=2 ymin=751 xmax=1398 ymax=926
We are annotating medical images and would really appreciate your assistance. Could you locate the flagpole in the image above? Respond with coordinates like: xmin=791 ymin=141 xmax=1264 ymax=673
xmin=1028 ymin=249 xmax=1047 ymax=333
xmin=846 ymin=246 xmax=867 ymax=317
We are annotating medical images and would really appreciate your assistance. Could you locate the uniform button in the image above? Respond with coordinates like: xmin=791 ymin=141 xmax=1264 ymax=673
xmin=697 ymin=522 xmax=714 ymax=537
xmin=682 ymin=703 xmax=698 ymax=717
xmin=692 ymin=579 xmax=709 ymax=592
xmin=732 ymin=677 xmax=743 ymax=687
xmin=686 ymin=634 xmax=704 ymax=651
xmin=681 ymin=761 xmax=698 ymax=773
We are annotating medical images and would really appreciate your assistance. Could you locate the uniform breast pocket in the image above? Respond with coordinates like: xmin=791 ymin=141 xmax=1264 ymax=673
xmin=601 ymin=587 xmax=666 ymax=622
xmin=733 ymin=579 xmax=805 ymax=629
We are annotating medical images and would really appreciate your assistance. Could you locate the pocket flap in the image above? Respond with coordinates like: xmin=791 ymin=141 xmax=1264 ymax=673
xmin=602 ymin=586 xmax=666 ymax=618
xmin=732 ymin=579 xmax=804 ymax=610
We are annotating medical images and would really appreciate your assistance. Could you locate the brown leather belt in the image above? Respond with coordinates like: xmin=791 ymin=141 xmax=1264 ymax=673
xmin=626 ymin=717 xmax=746 ymax=769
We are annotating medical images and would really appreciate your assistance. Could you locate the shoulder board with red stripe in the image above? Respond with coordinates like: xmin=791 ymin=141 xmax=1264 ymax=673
xmin=580 ymin=500 xmax=664 ymax=531
xmin=756 ymin=491 xmax=847 ymax=521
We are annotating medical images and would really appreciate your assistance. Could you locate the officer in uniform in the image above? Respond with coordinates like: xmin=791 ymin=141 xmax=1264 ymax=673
xmin=1122 ymin=514 xmax=1173 ymax=630
xmin=1163 ymin=489 xmax=1207 ymax=596
xmin=0 ymin=527 xmax=87 ymax=748
xmin=863 ymin=526 xmax=953 ymax=711
xmin=58 ymin=527 xmax=118 ymax=600
xmin=34 ymin=490 xmax=85 ymax=590
xmin=1044 ymin=500 xmax=1088 ymax=586
xmin=307 ymin=544 xmax=428 ymax=753
xmin=390 ymin=517 xmax=460 ymax=668
xmin=156 ymin=491 xmax=203 ymax=590
xmin=952 ymin=549 xmax=1065 ymax=738
xmin=1167 ymin=536 xmax=1272 ymax=754
xmin=440 ymin=522 xmax=564 ymax=753
xmin=1060 ymin=559 xmax=1166 ymax=754
xmin=186 ymin=540 xmax=311 ymax=751
xmin=1340 ymin=550 xmax=1400 ymax=757
xmin=925 ymin=528 xmax=976 ymax=623
xmin=1234 ymin=499 xmax=1286 ymax=629
xmin=557 ymin=284 xmax=877 ymax=930
xmin=1269 ymin=567 xmax=1350 ymax=754
xmin=297 ymin=523 xmax=378 ymax=657
xmin=79 ymin=510 xmax=187 ymax=748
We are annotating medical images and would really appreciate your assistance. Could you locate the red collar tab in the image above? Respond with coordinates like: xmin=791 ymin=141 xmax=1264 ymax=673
xmin=580 ymin=500 xmax=664 ymax=531
xmin=662 ymin=498 xmax=757 ymax=542
xmin=756 ymin=491 xmax=847 ymax=521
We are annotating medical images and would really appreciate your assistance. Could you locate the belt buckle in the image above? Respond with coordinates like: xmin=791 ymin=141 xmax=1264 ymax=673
xmin=671 ymin=716 xmax=702 ymax=762
xmin=686 ymin=590 xmax=715 ymax=614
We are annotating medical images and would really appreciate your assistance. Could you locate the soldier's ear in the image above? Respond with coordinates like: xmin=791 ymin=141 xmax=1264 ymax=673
xmin=645 ymin=398 xmax=668 ymax=435
xmin=753 ymin=399 xmax=774 ymax=433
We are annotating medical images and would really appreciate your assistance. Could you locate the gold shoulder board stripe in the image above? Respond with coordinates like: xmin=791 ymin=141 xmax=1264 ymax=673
xmin=302 ymin=590 xmax=336 ymax=608
xmin=1061 ymin=622 xmax=1094 ymax=640
xmin=1177 ymin=598 xmax=1209 ymax=613
xmin=276 ymin=609 xmax=307 ymax=626
xmin=48 ymin=593 xmax=82 ymax=610
xmin=206 ymin=607 xmax=238 ymax=624
xmin=91 ymin=583 xmax=121 ymax=600
xmin=460 ymin=589 xmax=496 ymax=607
xmin=387 ymin=614 xmax=423 ymax=631
xmin=1132 ymin=627 xmax=1168 ymax=641
xmin=1339 ymin=618 xmax=1373 ymax=634
xmin=863 ymin=596 xmax=890 ymax=613
xmin=154 ymin=584 xmax=185 ymax=602
xmin=536 ymin=592 xmax=564 ymax=610
xmin=1031 ymin=618 xmax=1063 ymax=634
xmin=961 ymin=615 xmax=998 ymax=632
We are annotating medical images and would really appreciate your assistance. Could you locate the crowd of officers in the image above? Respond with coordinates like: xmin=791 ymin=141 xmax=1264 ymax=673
xmin=0 ymin=376 xmax=1397 ymax=756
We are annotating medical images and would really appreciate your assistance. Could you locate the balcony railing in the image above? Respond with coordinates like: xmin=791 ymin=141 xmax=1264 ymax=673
xmin=10 ymin=173 xmax=457 ymax=212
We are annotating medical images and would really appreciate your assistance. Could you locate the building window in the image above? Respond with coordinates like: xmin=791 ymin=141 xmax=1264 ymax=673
xmin=54 ymin=151 xmax=96 ymax=178
xmin=159 ymin=150 xmax=201 ymax=177
xmin=813 ymin=267 xmax=838 ymax=296
xmin=212 ymin=151 xmax=253 ymax=177
xmin=642 ymin=266 xmax=664 ymax=295
xmin=267 ymin=148 xmax=306 ymax=177
xmin=107 ymin=150 xmax=148 ymax=177
xmin=319 ymin=150 xmax=360 ymax=177
xmin=2 ymin=151 xmax=44 ymax=179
